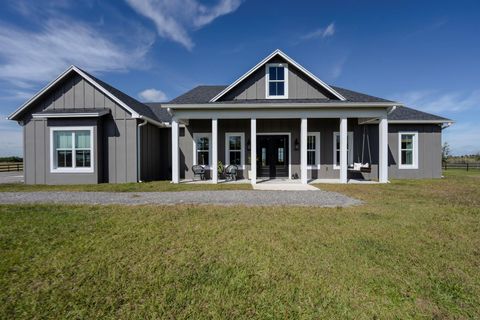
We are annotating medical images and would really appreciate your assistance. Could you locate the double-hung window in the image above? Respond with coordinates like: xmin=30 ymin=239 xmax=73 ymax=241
xmin=333 ymin=132 xmax=353 ymax=169
xmin=399 ymin=132 xmax=418 ymax=169
xmin=193 ymin=133 xmax=211 ymax=167
xmin=225 ymin=132 xmax=244 ymax=168
xmin=307 ymin=132 xmax=320 ymax=169
xmin=50 ymin=127 xmax=93 ymax=173
xmin=266 ymin=63 xmax=288 ymax=98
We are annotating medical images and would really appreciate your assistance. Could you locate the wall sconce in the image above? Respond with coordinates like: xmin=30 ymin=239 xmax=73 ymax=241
xmin=295 ymin=138 xmax=299 ymax=150
xmin=247 ymin=139 xmax=251 ymax=151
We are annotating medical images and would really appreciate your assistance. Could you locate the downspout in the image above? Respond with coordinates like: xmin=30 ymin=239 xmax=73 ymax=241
xmin=137 ymin=119 xmax=148 ymax=182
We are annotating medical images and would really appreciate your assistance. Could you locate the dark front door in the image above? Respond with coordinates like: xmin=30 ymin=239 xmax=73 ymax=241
xmin=257 ymin=135 xmax=289 ymax=178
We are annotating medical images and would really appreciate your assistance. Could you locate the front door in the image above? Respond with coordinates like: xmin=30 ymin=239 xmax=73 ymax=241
xmin=257 ymin=135 xmax=289 ymax=178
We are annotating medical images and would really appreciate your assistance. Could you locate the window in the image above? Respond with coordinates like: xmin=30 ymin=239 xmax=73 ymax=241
xmin=399 ymin=132 xmax=418 ymax=169
xmin=307 ymin=132 xmax=320 ymax=169
xmin=225 ymin=132 xmax=245 ymax=168
xmin=333 ymin=132 xmax=353 ymax=169
xmin=50 ymin=127 xmax=94 ymax=173
xmin=193 ymin=133 xmax=211 ymax=167
xmin=266 ymin=63 xmax=288 ymax=99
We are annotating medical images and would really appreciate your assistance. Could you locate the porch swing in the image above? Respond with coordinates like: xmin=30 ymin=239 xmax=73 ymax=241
xmin=352 ymin=125 xmax=372 ymax=173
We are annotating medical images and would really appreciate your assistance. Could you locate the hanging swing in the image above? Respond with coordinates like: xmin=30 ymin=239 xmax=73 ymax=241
xmin=352 ymin=125 xmax=372 ymax=173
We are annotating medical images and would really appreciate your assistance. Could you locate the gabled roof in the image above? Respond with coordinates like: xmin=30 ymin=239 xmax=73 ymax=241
xmin=167 ymin=85 xmax=392 ymax=104
xmin=7 ymin=66 xmax=168 ymax=126
xmin=209 ymin=49 xmax=347 ymax=102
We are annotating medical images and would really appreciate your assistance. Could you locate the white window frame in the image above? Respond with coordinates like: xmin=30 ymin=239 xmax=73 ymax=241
xmin=265 ymin=63 xmax=289 ymax=99
xmin=225 ymin=132 xmax=245 ymax=169
xmin=307 ymin=132 xmax=320 ymax=170
xmin=333 ymin=132 xmax=354 ymax=170
xmin=193 ymin=133 xmax=212 ymax=169
xmin=398 ymin=131 xmax=418 ymax=169
xmin=50 ymin=126 xmax=94 ymax=173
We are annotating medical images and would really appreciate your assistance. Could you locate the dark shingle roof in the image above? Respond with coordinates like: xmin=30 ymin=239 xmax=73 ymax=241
xmin=388 ymin=106 xmax=451 ymax=122
xmin=166 ymin=85 xmax=392 ymax=104
xmin=77 ymin=68 xmax=171 ymax=123
xmin=165 ymin=85 xmax=450 ymax=122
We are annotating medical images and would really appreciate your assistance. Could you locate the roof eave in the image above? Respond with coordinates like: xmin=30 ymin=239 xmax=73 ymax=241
xmin=167 ymin=102 xmax=400 ymax=110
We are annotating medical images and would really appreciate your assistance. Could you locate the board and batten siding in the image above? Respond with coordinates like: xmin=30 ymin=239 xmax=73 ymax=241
xmin=220 ymin=56 xmax=336 ymax=101
xmin=21 ymin=72 xmax=138 ymax=184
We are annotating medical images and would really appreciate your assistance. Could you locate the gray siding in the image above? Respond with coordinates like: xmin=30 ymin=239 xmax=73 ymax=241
xmin=220 ymin=57 xmax=336 ymax=101
xmin=388 ymin=124 xmax=442 ymax=179
xmin=21 ymin=73 xmax=138 ymax=184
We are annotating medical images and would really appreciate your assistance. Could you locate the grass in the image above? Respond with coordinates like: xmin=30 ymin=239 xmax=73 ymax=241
xmin=0 ymin=180 xmax=252 ymax=192
xmin=0 ymin=170 xmax=479 ymax=319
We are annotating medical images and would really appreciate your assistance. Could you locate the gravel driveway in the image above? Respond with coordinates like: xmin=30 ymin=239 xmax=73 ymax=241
xmin=0 ymin=190 xmax=361 ymax=207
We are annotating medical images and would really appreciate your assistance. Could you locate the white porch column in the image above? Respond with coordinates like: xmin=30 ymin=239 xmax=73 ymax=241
xmin=212 ymin=118 xmax=218 ymax=184
xmin=250 ymin=118 xmax=257 ymax=185
xmin=340 ymin=118 xmax=348 ymax=184
xmin=171 ymin=117 xmax=179 ymax=184
xmin=379 ymin=116 xmax=389 ymax=183
xmin=300 ymin=118 xmax=308 ymax=184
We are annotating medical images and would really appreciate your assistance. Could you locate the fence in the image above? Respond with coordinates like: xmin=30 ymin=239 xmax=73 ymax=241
xmin=0 ymin=163 xmax=24 ymax=172
xmin=443 ymin=162 xmax=480 ymax=171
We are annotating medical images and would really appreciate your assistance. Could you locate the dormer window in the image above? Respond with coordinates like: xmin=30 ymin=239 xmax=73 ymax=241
xmin=266 ymin=63 xmax=288 ymax=99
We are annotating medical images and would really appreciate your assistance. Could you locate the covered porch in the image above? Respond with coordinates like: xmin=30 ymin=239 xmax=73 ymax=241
xmin=170 ymin=107 xmax=390 ymax=185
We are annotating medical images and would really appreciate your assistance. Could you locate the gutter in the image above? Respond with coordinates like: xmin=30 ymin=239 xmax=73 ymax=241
xmin=137 ymin=119 xmax=148 ymax=183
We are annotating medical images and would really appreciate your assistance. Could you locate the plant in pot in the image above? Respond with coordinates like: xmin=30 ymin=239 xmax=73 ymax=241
xmin=217 ymin=161 xmax=225 ymax=179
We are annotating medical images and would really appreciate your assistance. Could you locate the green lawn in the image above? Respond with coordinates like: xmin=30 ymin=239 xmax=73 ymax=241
xmin=0 ymin=170 xmax=479 ymax=319
xmin=0 ymin=180 xmax=252 ymax=192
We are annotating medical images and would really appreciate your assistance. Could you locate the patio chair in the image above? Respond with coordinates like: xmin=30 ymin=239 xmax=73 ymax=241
xmin=192 ymin=165 xmax=206 ymax=181
xmin=225 ymin=164 xmax=238 ymax=181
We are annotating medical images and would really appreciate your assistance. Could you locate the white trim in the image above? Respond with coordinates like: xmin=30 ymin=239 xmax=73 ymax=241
xmin=300 ymin=118 xmax=308 ymax=184
xmin=32 ymin=110 xmax=110 ymax=118
xmin=212 ymin=119 xmax=218 ymax=183
xmin=209 ymin=49 xmax=346 ymax=102
xmin=49 ymin=126 xmax=94 ymax=173
xmin=265 ymin=63 xmax=289 ymax=99
xmin=389 ymin=120 xmax=451 ymax=124
xmin=169 ymin=102 xmax=397 ymax=110
xmin=171 ymin=118 xmax=179 ymax=183
xmin=225 ymin=132 xmax=245 ymax=169
xmin=307 ymin=132 xmax=321 ymax=170
xmin=398 ymin=131 xmax=418 ymax=169
xmin=333 ymin=131 xmax=354 ymax=170
xmin=193 ymin=132 xmax=212 ymax=169
xmin=256 ymin=132 xmax=292 ymax=180
xmin=379 ymin=117 xmax=389 ymax=183
xmin=250 ymin=119 xmax=257 ymax=185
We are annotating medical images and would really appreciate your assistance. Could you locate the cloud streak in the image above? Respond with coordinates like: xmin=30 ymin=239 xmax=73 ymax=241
xmin=125 ymin=0 xmax=242 ymax=50
xmin=0 ymin=19 xmax=154 ymax=88
xmin=393 ymin=89 xmax=480 ymax=114
xmin=301 ymin=22 xmax=336 ymax=40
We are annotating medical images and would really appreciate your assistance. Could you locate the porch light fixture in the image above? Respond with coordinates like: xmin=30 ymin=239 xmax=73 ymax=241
xmin=295 ymin=138 xmax=299 ymax=150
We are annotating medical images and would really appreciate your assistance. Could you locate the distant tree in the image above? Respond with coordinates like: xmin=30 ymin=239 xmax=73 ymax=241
xmin=442 ymin=142 xmax=451 ymax=162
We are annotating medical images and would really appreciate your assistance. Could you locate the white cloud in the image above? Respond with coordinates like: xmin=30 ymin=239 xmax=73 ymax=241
xmin=0 ymin=19 xmax=153 ymax=87
xmin=125 ymin=0 xmax=242 ymax=50
xmin=301 ymin=22 xmax=336 ymax=40
xmin=0 ymin=117 xmax=22 ymax=156
xmin=392 ymin=89 xmax=480 ymax=114
xmin=139 ymin=88 xmax=168 ymax=101
xmin=444 ymin=122 xmax=480 ymax=155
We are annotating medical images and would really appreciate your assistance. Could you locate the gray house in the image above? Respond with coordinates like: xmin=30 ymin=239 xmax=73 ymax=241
xmin=8 ymin=49 xmax=452 ymax=185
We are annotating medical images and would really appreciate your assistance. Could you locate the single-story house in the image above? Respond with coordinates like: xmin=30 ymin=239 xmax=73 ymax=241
xmin=7 ymin=49 xmax=452 ymax=185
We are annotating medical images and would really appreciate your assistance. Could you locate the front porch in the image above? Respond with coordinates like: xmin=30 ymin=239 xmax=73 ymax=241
xmin=170 ymin=109 xmax=389 ymax=185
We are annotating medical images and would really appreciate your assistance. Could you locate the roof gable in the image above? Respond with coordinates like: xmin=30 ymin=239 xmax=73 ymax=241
xmin=210 ymin=49 xmax=346 ymax=102
xmin=7 ymin=66 xmax=168 ymax=125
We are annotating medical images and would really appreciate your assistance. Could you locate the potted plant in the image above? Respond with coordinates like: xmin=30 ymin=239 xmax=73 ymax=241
xmin=217 ymin=161 xmax=225 ymax=179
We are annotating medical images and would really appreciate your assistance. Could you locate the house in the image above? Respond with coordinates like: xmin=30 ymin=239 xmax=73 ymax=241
xmin=7 ymin=49 xmax=452 ymax=185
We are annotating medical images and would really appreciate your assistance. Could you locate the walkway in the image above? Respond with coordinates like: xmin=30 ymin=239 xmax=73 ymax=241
xmin=0 ymin=190 xmax=361 ymax=207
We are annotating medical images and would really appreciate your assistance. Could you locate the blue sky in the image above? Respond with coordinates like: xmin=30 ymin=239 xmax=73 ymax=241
xmin=1 ymin=0 xmax=479 ymax=156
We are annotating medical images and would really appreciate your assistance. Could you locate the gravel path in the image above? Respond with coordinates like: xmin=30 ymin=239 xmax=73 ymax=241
xmin=0 ymin=190 xmax=361 ymax=207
